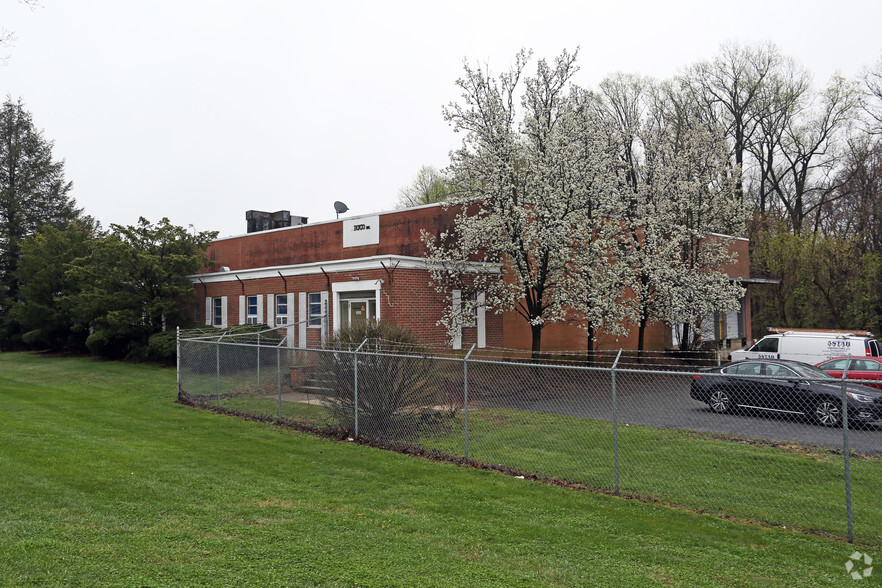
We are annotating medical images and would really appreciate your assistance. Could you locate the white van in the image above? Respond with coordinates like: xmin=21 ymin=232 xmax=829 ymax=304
xmin=730 ymin=329 xmax=881 ymax=364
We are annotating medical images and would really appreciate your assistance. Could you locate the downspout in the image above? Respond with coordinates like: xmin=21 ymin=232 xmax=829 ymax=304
xmin=319 ymin=267 xmax=332 ymax=290
xmin=380 ymin=258 xmax=399 ymax=308
xmin=379 ymin=258 xmax=399 ymax=284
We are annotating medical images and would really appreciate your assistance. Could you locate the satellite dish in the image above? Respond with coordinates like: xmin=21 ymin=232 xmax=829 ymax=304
xmin=334 ymin=201 xmax=349 ymax=218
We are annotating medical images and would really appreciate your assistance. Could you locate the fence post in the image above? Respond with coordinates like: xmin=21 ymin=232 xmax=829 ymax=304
xmin=257 ymin=332 xmax=261 ymax=392
xmin=353 ymin=338 xmax=369 ymax=438
xmin=464 ymin=344 xmax=476 ymax=459
xmin=841 ymin=361 xmax=854 ymax=542
xmin=611 ymin=349 xmax=623 ymax=495
xmin=277 ymin=344 xmax=282 ymax=419
xmin=216 ymin=334 xmax=222 ymax=409
xmin=176 ymin=326 xmax=181 ymax=398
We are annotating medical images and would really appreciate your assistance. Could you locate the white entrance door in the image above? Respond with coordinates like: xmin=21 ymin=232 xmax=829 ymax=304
xmin=340 ymin=298 xmax=377 ymax=328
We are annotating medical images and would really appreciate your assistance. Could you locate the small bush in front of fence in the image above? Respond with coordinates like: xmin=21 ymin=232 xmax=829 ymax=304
xmin=317 ymin=321 xmax=442 ymax=440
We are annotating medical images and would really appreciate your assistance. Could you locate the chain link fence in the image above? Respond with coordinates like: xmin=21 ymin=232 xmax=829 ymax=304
xmin=177 ymin=327 xmax=882 ymax=546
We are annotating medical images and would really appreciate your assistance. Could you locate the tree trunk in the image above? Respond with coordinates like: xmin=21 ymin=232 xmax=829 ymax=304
xmin=637 ymin=313 xmax=647 ymax=363
xmin=586 ymin=323 xmax=595 ymax=365
xmin=530 ymin=323 xmax=542 ymax=360
xmin=679 ymin=322 xmax=690 ymax=352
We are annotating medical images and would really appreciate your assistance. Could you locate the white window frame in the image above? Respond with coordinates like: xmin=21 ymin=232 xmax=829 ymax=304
xmin=213 ymin=297 xmax=224 ymax=327
xmin=331 ymin=280 xmax=382 ymax=334
xmin=267 ymin=294 xmax=275 ymax=327
xmin=210 ymin=296 xmax=227 ymax=328
xmin=451 ymin=289 xmax=485 ymax=349
xmin=245 ymin=295 xmax=259 ymax=324
xmin=298 ymin=292 xmax=307 ymax=348
xmin=476 ymin=291 xmax=486 ymax=348
xmin=275 ymin=293 xmax=288 ymax=326
xmin=452 ymin=290 xmax=462 ymax=350
xmin=308 ymin=292 xmax=323 ymax=328
xmin=461 ymin=291 xmax=478 ymax=328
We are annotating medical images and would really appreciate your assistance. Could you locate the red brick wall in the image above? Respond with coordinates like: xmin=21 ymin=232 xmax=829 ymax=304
xmin=198 ymin=273 xmax=328 ymax=330
xmin=712 ymin=235 xmax=750 ymax=277
xmin=384 ymin=269 xmax=446 ymax=346
xmin=197 ymin=266 xmax=503 ymax=351
xmin=194 ymin=204 xmax=748 ymax=353
xmin=383 ymin=269 xmax=503 ymax=349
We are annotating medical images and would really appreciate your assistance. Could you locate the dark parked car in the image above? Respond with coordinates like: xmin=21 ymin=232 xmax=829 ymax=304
xmin=690 ymin=359 xmax=882 ymax=427
xmin=816 ymin=357 xmax=882 ymax=390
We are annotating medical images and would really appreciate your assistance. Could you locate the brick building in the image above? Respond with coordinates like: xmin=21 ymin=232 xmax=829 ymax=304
xmin=191 ymin=203 xmax=753 ymax=352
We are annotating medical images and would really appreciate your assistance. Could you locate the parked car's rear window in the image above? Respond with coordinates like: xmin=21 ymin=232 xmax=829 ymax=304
xmin=819 ymin=358 xmax=850 ymax=371
xmin=853 ymin=359 xmax=882 ymax=372
xmin=791 ymin=363 xmax=835 ymax=379
xmin=724 ymin=362 xmax=762 ymax=376
xmin=764 ymin=364 xmax=797 ymax=378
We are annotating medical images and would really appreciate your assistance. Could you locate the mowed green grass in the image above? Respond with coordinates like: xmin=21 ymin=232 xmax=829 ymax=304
xmin=200 ymin=376 xmax=882 ymax=544
xmin=429 ymin=409 xmax=882 ymax=542
xmin=0 ymin=352 xmax=873 ymax=587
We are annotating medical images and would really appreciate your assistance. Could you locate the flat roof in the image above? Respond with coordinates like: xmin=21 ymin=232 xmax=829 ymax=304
xmin=211 ymin=201 xmax=750 ymax=243
xmin=213 ymin=201 xmax=448 ymax=242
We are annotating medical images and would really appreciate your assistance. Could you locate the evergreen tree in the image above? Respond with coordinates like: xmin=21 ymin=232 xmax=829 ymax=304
xmin=0 ymin=98 xmax=79 ymax=345
xmin=11 ymin=219 xmax=99 ymax=352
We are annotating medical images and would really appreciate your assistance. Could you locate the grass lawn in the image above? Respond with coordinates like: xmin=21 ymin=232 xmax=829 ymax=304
xmin=427 ymin=409 xmax=882 ymax=544
xmin=191 ymin=372 xmax=882 ymax=546
xmin=0 ymin=352 xmax=875 ymax=586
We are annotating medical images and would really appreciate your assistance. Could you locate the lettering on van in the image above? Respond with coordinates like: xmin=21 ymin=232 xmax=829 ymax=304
xmin=826 ymin=341 xmax=853 ymax=350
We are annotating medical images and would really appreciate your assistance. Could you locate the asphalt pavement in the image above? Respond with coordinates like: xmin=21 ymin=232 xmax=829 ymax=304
xmin=471 ymin=369 xmax=882 ymax=455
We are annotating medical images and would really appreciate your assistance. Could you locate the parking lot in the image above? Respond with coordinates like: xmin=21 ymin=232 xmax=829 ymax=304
xmin=470 ymin=368 xmax=882 ymax=455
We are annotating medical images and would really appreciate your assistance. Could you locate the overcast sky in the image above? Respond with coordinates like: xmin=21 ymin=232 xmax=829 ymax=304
xmin=3 ymin=0 xmax=881 ymax=238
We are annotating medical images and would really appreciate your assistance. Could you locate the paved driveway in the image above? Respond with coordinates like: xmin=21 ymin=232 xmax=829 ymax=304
xmin=469 ymin=368 xmax=882 ymax=455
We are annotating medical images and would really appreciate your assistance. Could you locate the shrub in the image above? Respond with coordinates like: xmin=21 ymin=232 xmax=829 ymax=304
xmin=21 ymin=329 xmax=48 ymax=348
xmin=20 ymin=327 xmax=88 ymax=354
xmin=86 ymin=329 xmax=135 ymax=359
xmin=147 ymin=330 xmax=178 ymax=364
xmin=316 ymin=321 xmax=441 ymax=440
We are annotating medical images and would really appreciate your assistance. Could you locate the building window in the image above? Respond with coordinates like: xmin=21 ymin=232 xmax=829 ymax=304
xmin=246 ymin=295 xmax=258 ymax=324
xmin=338 ymin=291 xmax=377 ymax=329
xmin=309 ymin=292 xmax=322 ymax=327
xmin=212 ymin=297 xmax=223 ymax=327
xmin=461 ymin=291 xmax=477 ymax=328
xmin=276 ymin=294 xmax=288 ymax=326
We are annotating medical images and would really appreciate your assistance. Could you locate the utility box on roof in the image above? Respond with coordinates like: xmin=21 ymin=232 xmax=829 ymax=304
xmin=246 ymin=210 xmax=308 ymax=233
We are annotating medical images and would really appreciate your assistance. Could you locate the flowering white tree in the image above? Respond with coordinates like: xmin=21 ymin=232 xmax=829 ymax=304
xmin=424 ymin=50 xmax=629 ymax=356
xmin=594 ymin=75 xmax=748 ymax=352
xmin=559 ymin=88 xmax=636 ymax=353
xmin=650 ymin=125 xmax=747 ymax=349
